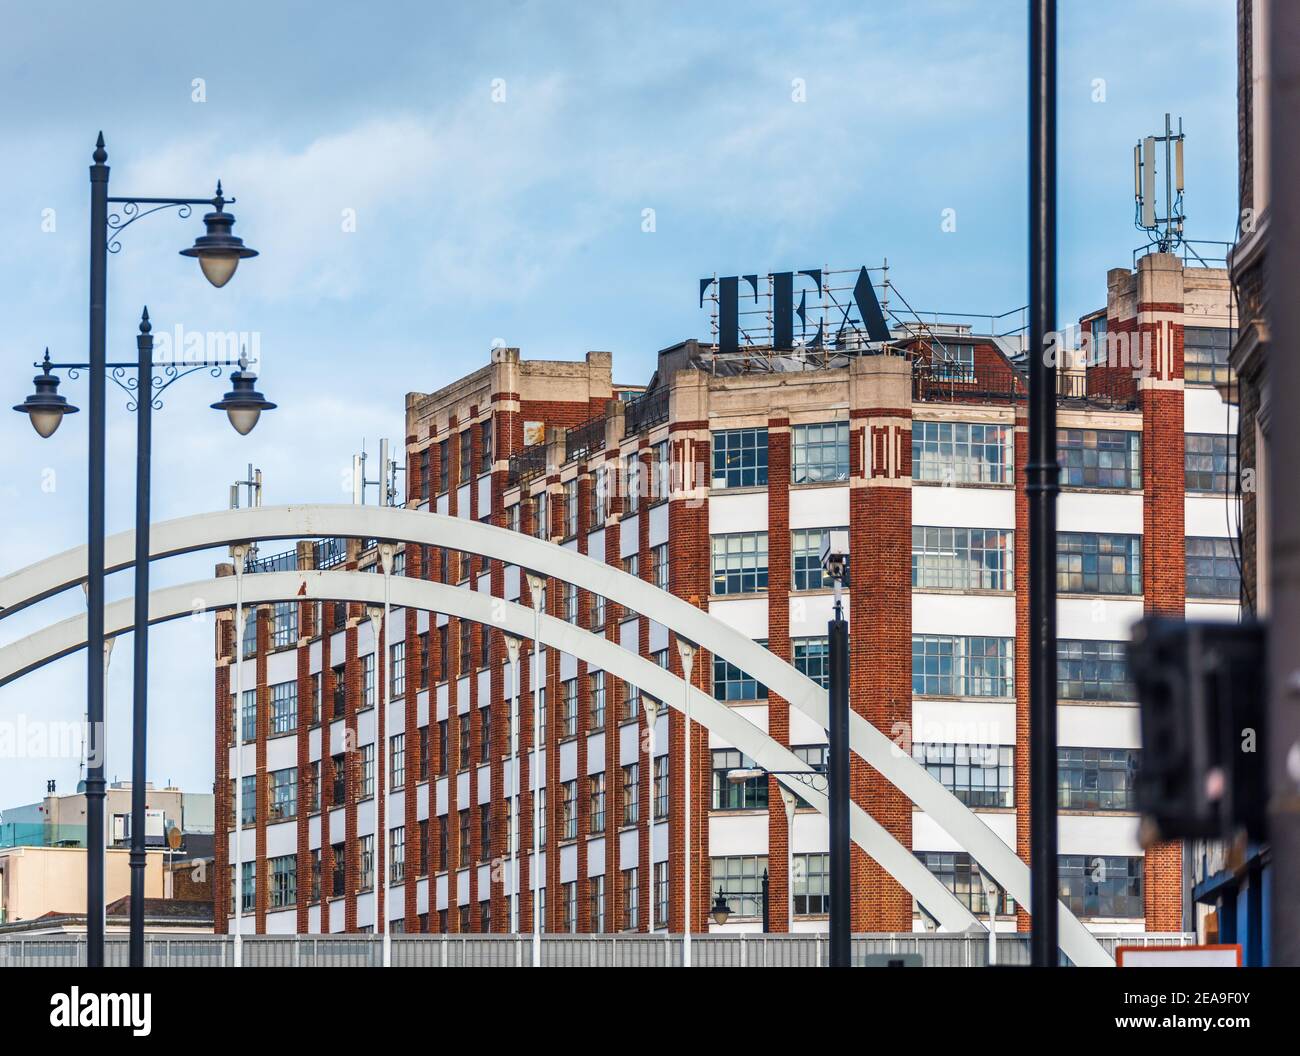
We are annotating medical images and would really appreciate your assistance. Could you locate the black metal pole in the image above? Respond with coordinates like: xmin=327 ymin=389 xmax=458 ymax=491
xmin=761 ymin=869 xmax=769 ymax=933
xmin=86 ymin=132 xmax=109 ymax=969
xmin=827 ymin=600 xmax=850 ymax=967
xmin=128 ymin=309 xmax=153 ymax=968
xmin=1027 ymin=0 xmax=1060 ymax=967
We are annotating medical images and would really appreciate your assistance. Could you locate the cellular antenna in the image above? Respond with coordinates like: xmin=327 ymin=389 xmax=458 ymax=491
xmin=1134 ymin=113 xmax=1186 ymax=253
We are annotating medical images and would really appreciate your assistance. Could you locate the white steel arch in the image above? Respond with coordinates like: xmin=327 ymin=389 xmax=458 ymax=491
xmin=0 ymin=569 xmax=979 ymax=932
xmin=0 ymin=505 xmax=1112 ymax=965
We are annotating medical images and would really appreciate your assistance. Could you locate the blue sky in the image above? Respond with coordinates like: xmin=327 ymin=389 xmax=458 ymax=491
xmin=0 ymin=0 xmax=1238 ymax=809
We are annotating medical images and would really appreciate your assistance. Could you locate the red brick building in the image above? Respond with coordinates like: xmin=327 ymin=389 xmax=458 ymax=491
xmin=214 ymin=254 xmax=1237 ymax=940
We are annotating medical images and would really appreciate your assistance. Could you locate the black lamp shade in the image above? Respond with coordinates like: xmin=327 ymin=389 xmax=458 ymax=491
xmin=13 ymin=363 xmax=78 ymax=438
xmin=211 ymin=370 xmax=275 ymax=435
xmin=180 ymin=206 xmax=258 ymax=288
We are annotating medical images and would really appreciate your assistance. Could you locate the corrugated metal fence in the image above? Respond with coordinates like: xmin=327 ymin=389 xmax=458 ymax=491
xmin=0 ymin=931 xmax=1193 ymax=968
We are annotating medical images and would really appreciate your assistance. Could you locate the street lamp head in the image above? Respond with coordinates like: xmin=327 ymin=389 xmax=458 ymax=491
xmin=710 ymin=888 xmax=732 ymax=927
xmin=180 ymin=182 xmax=259 ymax=288
xmin=211 ymin=357 xmax=275 ymax=435
xmin=13 ymin=350 xmax=78 ymax=438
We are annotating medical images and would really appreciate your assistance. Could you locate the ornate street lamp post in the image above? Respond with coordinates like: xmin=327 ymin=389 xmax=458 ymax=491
xmin=10 ymin=133 xmax=260 ymax=968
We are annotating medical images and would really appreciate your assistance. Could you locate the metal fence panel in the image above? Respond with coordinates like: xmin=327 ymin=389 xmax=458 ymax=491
xmin=0 ymin=931 xmax=1192 ymax=967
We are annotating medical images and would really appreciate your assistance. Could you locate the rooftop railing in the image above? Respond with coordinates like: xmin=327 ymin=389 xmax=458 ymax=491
xmin=622 ymin=386 xmax=669 ymax=438
xmin=565 ymin=413 xmax=607 ymax=463
xmin=506 ymin=443 xmax=548 ymax=487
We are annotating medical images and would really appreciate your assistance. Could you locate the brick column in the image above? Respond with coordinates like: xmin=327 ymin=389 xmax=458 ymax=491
xmin=1135 ymin=255 xmax=1187 ymax=931
xmin=765 ymin=418 xmax=793 ymax=931
xmin=849 ymin=356 xmax=913 ymax=931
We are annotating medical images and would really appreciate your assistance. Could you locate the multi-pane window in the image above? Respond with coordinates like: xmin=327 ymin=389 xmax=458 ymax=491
xmin=1058 ymin=748 xmax=1141 ymax=811
xmin=1056 ymin=533 xmax=1142 ymax=595
xmin=654 ymin=862 xmax=669 ymax=926
xmin=459 ymin=429 xmax=472 ymax=483
xmin=358 ymin=834 xmax=374 ymax=892
xmin=711 ymin=749 xmax=768 ymax=811
xmin=268 ymin=767 xmax=297 ymax=821
xmin=589 ymin=874 xmax=606 ymax=933
xmin=1186 ymin=536 xmax=1241 ymax=599
xmin=439 ymin=816 xmax=449 ymax=870
xmin=331 ymin=843 xmax=346 ymax=897
xmin=459 ymin=622 xmax=472 ymax=675
xmin=458 ymin=809 xmax=471 ymax=862
xmin=563 ymin=478 xmax=579 ymax=539
xmin=390 ymin=826 xmax=405 ymax=883
xmin=791 ymin=528 xmax=850 ymax=590
xmin=236 ymin=688 xmax=257 ymax=743
xmin=589 ymin=773 xmax=606 ymax=834
xmin=1184 ymin=326 xmax=1234 ymax=387
xmin=591 ymin=593 xmax=606 ymax=631
xmin=1058 ymin=855 xmax=1143 ymax=918
xmin=507 ymin=503 xmax=520 ymax=534
xmin=591 ymin=467 xmax=608 ymax=528
xmin=713 ymin=651 xmax=767 ymax=701
xmin=241 ymin=609 xmax=258 ymax=657
xmin=560 ymin=678 xmax=578 ymax=738
xmin=270 ymin=854 xmax=296 ymax=909
xmin=359 ymin=743 xmax=375 ymax=799
xmin=480 ymin=705 xmax=491 ymax=764
xmin=309 ymin=672 xmax=321 ymax=726
xmin=793 ymin=637 xmax=831 ymax=688
xmin=623 ymin=553 xmax=639 ymax=579
xmin=1185 ymin=433 xmax=1237 ymax=494
xmin=792 ymin=421 xmax=850 ymax=483
xmin=711 ymin=532 xmax=769 ymax=595
xmin=533 ymin=491 xmax=549 ymax=539
xmin=624 ymin=454 xmax=641 ymax=515
xmin=911 ymin=743 xmax=1013 ymax=807
xmin=653 ymin=755 xmax=669 ymax=820
xmin=330 ymin=754 xmax=345 ymax=806
xmin=478 ymin=419 xmax=493 ymax=475
xmin=271 ymin=601 xmax=298 ymax=648
xmin=619 ymin=681 xmax=638 ymax=723
xmin=479 ymin=805 xmax=490 ymax=858
xmin=270 ymin=681 xmax=297 ymax=736
xmin=562 ymin=581 xmax=578 ymax=624
xmin=361 ymin=653 xmax=376 ymax=709
xmin=794 ymin=852 xmax=830 ymax=916
xmin=912 ymin=635 xmax=1014 ymax=698
xmin=1057 ymin=429 xmax=1142 ymax=489
xmin=651 ymin=543 xmax=669 ymax=590
xmin=934 ymin=341 xmax=975 ymax=379
xmin=238 ymin=862 xmax=256 ymax=913
xmin=712 ymin=427 xmax=768 ymax=489
xmin=310 ymin=848 xmax=321 ymax=903
xmin=561 ymin=780 xmax=578 ymax=840
xmin=390 ymin=733 xmax=405 ymax=791
xmin=912 ymin=421 xmax=1014 ymax=485
xmin=916 ymin=851 xmax=1011 ymax=915
xmin=710 ymin=855 xmax=769 ymax=918
xmin=650 ymin=439 xmax=670 ymax=503
xmin=621 ymin=867 xmax=639 ymax=931
xmin=911 ymin=526 xmax=1014 ymax=591
xmin=436 ymin=625 xmax=449 ymax=682
xmin=419 ymin=446 xmax=430 ymax=502
xmin=438 ymin=439 xmax=449 ymax=492
xmin=1057 ymin=640 xmax=1132 ymax=701
xmin=390 ymin=641 xmax=405 ymax=698
xmin=458 ymin=713 xmax=471 ymax=770
xmin=622 ymin=763 xmax=639 ymax=826
xmin=562 ymin=881 xmax=578 ymax=933
xmin=589 ymin=671 xmax=606 ymax=731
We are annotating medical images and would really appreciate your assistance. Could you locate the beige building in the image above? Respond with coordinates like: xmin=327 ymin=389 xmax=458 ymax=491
xmin=0 ymin=844 xmax=163 ymax=926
